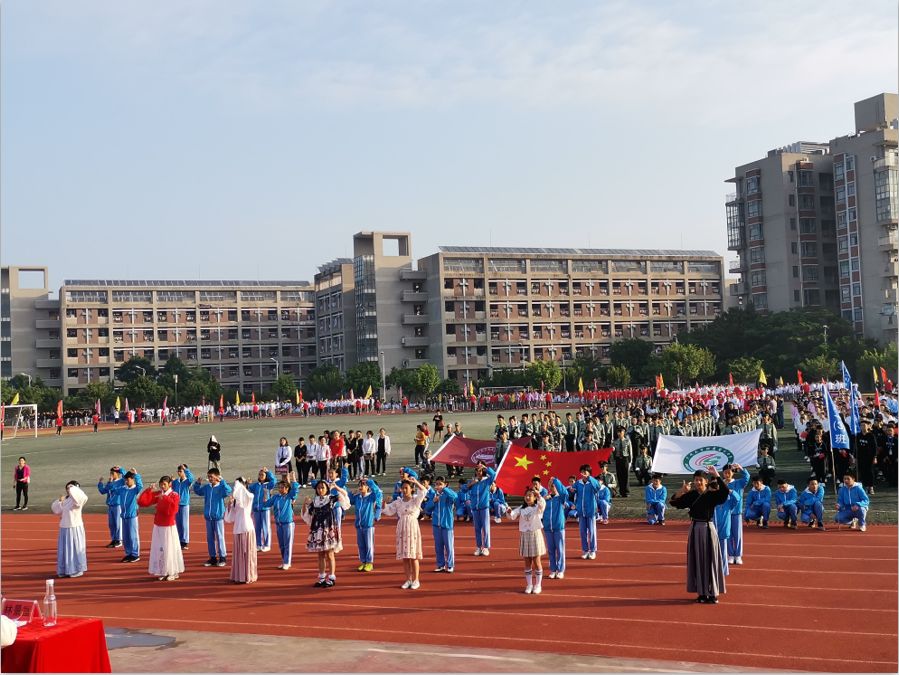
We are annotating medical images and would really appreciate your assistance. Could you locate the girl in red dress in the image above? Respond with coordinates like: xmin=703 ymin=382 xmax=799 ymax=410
xmin=138 ymin=476 xmax=184 ymax=581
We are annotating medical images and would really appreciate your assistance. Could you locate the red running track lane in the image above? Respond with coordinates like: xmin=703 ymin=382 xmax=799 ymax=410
xmin=2 ymin=513 xmax=896 ymax=672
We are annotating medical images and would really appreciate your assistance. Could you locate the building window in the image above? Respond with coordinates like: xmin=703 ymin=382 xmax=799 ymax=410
xmin=749 ymin=247 xmax=765 ymax=264
xmin=838 ymin=236 xmax=848 ymax=252
xmin=788 ymin=194 xmax=795 ymax=206
xmin=793 ymin=290 xmax=800 ymax=302
xmin=746 ymin=200 xmax=762 ymax=218
xmin=839 ymin=261 xmax=850 ymax=278
xmin=799 ymin=218 xmax=817 ymax=234
xmin=751 ymin=293 xmax=767 ymax=309
xmin=748 ymin=223 xmax=763 ymax=241
xmin=792 ymin=266 xmax=799 ymax=278
xmin=800 ymin=242 xmax=817 ymax=258
xmin=803 ymin=265 xmax=819 ymax=281
xmin=750 ymin=271 xmax=766 ymax=287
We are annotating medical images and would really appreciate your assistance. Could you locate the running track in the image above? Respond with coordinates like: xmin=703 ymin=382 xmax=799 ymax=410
xmin=3 ymin=514 xmax=896 ymax=672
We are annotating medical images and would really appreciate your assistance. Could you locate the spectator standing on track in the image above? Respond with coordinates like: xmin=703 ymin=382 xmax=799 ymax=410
xmin=361 ymin=430 xmax=377 ymax=477
xmin=669 ymin=467 xmax=729 ymax=604
xmin=13 ymin=456 xmax=30 ymax=511
xmin=207 ymin=436 xmax=222 ymax=472
xmin=52 ymin=480 xmax=89 ymax=578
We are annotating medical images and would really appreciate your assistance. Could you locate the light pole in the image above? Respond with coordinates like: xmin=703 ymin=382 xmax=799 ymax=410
xmin=822 ymin=324 xmax=828 ymax=347
xmin=17 ymin=372 xmax=32 ymax=387
xmin=269 ymin=357 xmax=280 ymax=379
xmin=173 ymin=374 xmax=178 ymax=406
xmin=135 ymin=365 xmax=146 ymax=378
xmin=379 ymin=351 xmax=386 ymax=400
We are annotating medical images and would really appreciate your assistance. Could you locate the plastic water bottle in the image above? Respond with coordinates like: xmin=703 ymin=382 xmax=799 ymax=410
xmin=42 ymin=579 xmax=57 ymax=627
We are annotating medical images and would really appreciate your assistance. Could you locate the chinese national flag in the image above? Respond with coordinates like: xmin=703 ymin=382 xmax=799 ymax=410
xmin=495 ymin=446 xmax=612 ymax=496
xmin=880 ymin=367 xmax=889 ymax=385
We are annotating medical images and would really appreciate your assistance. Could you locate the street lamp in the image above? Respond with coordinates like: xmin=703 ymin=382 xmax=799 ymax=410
xmin=269 ymin=357 xmax=280 ymax=379
xmin=17 ymin=372 xmax=32 ymax=387
xmin=379 ymin=351 xmax=386 ymax=400
xmin=135 ymin=365 xmax=146 ymax=377
xmin=822 ymin=324 xmax=828 ymax=346
xmin=173 ymin=374 xmax=178 ymax=406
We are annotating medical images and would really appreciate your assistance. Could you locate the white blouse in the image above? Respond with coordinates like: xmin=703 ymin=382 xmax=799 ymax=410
xmin=509 ymin=496 xmax=546 ymax=533
xmin=382 ymin=490 xmax=426 ymax=518
xmin=51 ymin=485 xmax=88 ymax=528
xmin=225 ymin=481 xmax=255 ymax=535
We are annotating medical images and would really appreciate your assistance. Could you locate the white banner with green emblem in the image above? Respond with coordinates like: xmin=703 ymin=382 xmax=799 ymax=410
xmin=651 ymin=428 xmax=762 ymax=474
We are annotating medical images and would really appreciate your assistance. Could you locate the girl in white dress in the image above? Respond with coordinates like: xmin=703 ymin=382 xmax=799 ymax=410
xmin=381 ymin=477 xmax=427 ymax=589
xmin=51 ymin=481 xmax=89 ymax=578
xmin=509 ymin=488 xmax=547 ymax=594
xmin=225 ymin=477 xmax=257 ymax=584
xmin=301 ymin=479 xmax=350 ymax=587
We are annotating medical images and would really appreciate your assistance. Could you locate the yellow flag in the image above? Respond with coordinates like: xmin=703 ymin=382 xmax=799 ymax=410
xmin=578 ymin=377 xmax=584 ymax=394
xmin=235 ymin=391 xmax=241 ymax=405
xmin=758 ymin=368 xmax=768 ymax=386
xmin=873 ymin=366 xmax=879 ymax=383
xmin=295 ymin=389 xmax=300 ymax=405
xmin=659 ymin=373 xmax=665 ymax=389
xmin=115 ymin=396 xmax=121 ymax=412
xmin=469 ymin=381 xmax=475 ymax=396
xmin=364 ymin=385 xmax=372 ymax=399
xmin=10 ymin=392 xmax=19 ymax=405
xmin=777 ymin=376 xmax=784 ymax=386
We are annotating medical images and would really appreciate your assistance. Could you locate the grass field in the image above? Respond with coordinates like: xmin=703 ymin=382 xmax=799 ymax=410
xmin=2 ymin=406 xmax=896 ymax=522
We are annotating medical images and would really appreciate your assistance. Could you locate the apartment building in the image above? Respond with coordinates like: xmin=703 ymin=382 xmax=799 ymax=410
xmin=726 ymin=143 xmax=838 ymax=313
xmin=416 ymin=247 xmax=724 ymax=386
xmin=0 ymin=266 xmax=62 ymax=387
xmin=314 ymin=259 xmax=356 ymax=372
xmin=829 ymin=94 xmax=898 ymax=342
xmin=726 ymin=93 xmax=898 ymax=343
xmin=59 ymin=279 xmax=316 ymax=396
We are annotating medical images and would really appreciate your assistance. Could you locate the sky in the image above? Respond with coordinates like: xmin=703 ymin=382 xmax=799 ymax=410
xmin=2 ymin=1 xmax=896 ymax=292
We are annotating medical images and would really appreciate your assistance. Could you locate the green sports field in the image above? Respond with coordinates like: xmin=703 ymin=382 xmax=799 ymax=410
xmin=2 ymin=407 xmax=896 ymax=522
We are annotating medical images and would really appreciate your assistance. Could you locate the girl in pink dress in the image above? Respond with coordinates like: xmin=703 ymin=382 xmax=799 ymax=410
xmin=381 ymin=476 xmax=427 ymax=589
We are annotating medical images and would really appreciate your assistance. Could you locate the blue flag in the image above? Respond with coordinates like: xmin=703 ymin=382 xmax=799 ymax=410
xmin=840 ymin=361 xmax=860 ymax=435
xmin=840 ymin=361 xmax=853 ymax=392
xmin=822 ymin=385 xmax=850 ymax=449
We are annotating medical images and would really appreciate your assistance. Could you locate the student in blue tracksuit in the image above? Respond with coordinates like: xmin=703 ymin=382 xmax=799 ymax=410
xmin=489 ymin=483 xmax=508 ymax=523
xmin=455 ymin=480 xmax=470 ymax=522
xmin=192 ymin=468 xmax=233 ymax=567
xmin=714 ymin=489 xmax=738 ymax=576
xmin=542 ymin=477 xmax=569 ymax=579
xmin=721 ymin=463 xmax=749 ymax=565
xmin=172 ymin=464 xmax=195 ymax=549
xmin=595 ymin=481 xmax=612 ymax=524
xmin=835 ymin=472 xmax=870 ymax=532
xmin=348 ymin=476 xmax=382 ymax=571
xmin=573 ymin=464 xmax=602 ymax=559
xmin=248 ymin=467 xmax=277 ymax=551
xmin=774 ymin=480 xmax=798 ymax=528
xmin=97 ymin=465 xmax=124 ymax=548
xmin=743 ymin=475 xmax=771 ymax=530
xmin=110 ymin=469 xmax=143 ymax=562
xmin=565 ymin=477 xmax=578 ymax=519
xmin=466 ymin=462 xmax=496 ymax=556
xmin=528 ymin=477 xmax=549 ymax=499
xmin=392 ymin=466 xmax=418 ymax=500
xmin=262 ymin=476 xmax=301 ymax=569
xmin=644 ymin=474 xmax=667 ymax=525
xmin=425 ymin=475 xmax=458 ymax=572
xmin=798 ymin=477 xmax=826 ymax=530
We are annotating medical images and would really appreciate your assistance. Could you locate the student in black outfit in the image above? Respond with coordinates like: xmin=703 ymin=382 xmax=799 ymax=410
xmin=670 ymin=467 xmax=729 ymax=604
xmin=294 ymin=437 xmax=310 ymax=487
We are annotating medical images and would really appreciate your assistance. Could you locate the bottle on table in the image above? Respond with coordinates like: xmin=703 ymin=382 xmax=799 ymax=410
xmin=42 ymin=580 xmax=57 ymax=627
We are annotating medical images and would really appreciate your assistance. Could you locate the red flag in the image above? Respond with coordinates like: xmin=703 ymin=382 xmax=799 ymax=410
xmin=797 ymin=370 xmax=803 ymax=385
xmin=429 ymin=435 xmax=531 ymax=468
xmin=56 ymin=399 xmax=63 ymax=419
xmin=880 ymin=367 xmax=889 ymax=385
xmin=349 ymin=388 xmax=355 ymax=400
xmin=495 ymin=446 xmax=613 ymax=495
xmin=728 ymin=372 xmax=734 ymax=387
xmin=219 ymin=394 xmax=224 ymax=410
xmin=95 ymin=398 xmax=101 ymax=415
xmin=298 ymin=390 xmax=303 ymax=402
xmin=162 ymin=396 xmax=168 ymax=410
xmin=251 ymin=392 xmax=256 ymax=404
xmin=874 ymin=389 xmax=881 ymax=409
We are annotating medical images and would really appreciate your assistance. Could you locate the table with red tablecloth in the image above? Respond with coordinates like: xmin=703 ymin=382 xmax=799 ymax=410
xmin=1 ymin=617 xmax=111 ymax=673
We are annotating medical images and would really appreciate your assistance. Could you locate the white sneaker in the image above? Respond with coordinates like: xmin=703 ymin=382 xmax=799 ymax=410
xmin=260 ymin=547 xmax=270 ymax=552
xmin=282 ymin=564 xmax=291 ymax=570
xmin=588 ymin=552 xmax=596 ymax=560
xmin=850 ymin=519 xmax=858 ymax=530
xmin=494 ymin=517 xmax=501 ymax=524
xmin=727 ymin=557 xmax=735 ymax=564
xmin=474 ymin=548 xmax=483 ymax=556
xmin=410 ymin=580 xmax=420 ymax=590
xmin=532 ymin=585 xmax=542 ymax=595
xmin=481 ymin=548 xmax=490 ymax=557
xmin=734 ymin=557 xmax=743 ymax=565
xmin=524 ymin=584 xmax=533 ymax=594
xmin=581 ymin=553 xmax=589 ymax=559
xmin=277 ymin=564 xmax=285 ymax=570
xmin=556 ymin=572 xmax=564 ymax=579
xmin=446 ymin=567 xmax=454 ymax=573
xmin=548 ymin=571 xmax=557 ymax=579
xmin=859 ymin=524 xmax=867 ymax=532
xmin=401 ymin=580 xmax=412 ymax=589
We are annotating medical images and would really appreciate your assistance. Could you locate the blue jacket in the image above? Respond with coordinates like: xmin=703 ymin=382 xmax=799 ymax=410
xmin=172 ymin=468 xmax=195 ymax=507
xmin=467 ymin=467 xmax=496 ymax=510
xmin=112 ymin=474 xmax=143 ymax=518
xmin=837 ymin=483 xmax=870 ymax=511
xmin=262 ymin=482 xmax=300 ymax=523
xmin=714 ymin=491 xmax=738 ymax=539
xmin=596 ymin=484 xmax=612 ymax=505
xmin=798 ymin=485 xmax=824 ymax=511
xmin=644 ymin=484 xmax=667 ymax=506
xmin=774 ymin=485 xmax=798 ymax=508
xmin=349 ymin=480 xmax=382 ymax=529
xmin=542 ymin=478 xmax=569 ymax=532
xmin=455 ymin=485 xmax=470 ymax=514
xmin=248 ymin=471 xmax=277 ymax=512
xmin=425 ymin=486 xmax=458 ymax=530
xmin=726 ymin=469 xmax=749 ymax=509
xmin=392 ymin=467 xmax=419 ymax=499
xmin=192 ymin=479 xmax=233 ymax=520
xmin=98 ymin=477 xmax=125 ymax=507
xmin=573 ymin=475 xmax=601 ymax=517
xmin=311 ymin=467 xmax=349 ymax=493
xmin=489 ymin=487 xmax=507 ymax=509
xmin=744 ymin=486 xmax=771 ymax=514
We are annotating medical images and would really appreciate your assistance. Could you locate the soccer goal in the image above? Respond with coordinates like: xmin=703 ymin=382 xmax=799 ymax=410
xmin=1 ymin=404 xmax=38 ymax=440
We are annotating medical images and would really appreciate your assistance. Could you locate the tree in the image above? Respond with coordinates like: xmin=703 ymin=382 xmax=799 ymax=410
xmin=121 ymin=375 xmax=166 ymax=408
xmin=727 ymin=356 xmax=764 ymax=384
xmin=483 ymin=368 xmax=527 ymax=388
xmin=117 ymin=356 xmax=157 ymax=384
xmin=386 ymin=367 xmax=417 ymax=396
xmin=605 ymin=364 xmax=631 ymax=387
xmin=157 ymin=356 xmax=190 ymax=393
xmin=80 ymin=380 xmax=117 ymax=410
xmin=857 ymin=344 xmax=898 ymax=389
xmin=566 ymin=354 xmax=604 ymax=387
xmin=525 ymin=360 xmax=562 ymax=391
xmin=655 ymin=343 xmax=716 ymax=387
xmin=306 ymin=365 xmax=345 ymax=399
xmin=414 ymin=363 xmax=441 ymax=398
xmin=271 ymin=373 xmax=299 ymax=401
xmin=345 ymin=362 xmax=382 ymax=396
xmin=798 ymin=354 xmax=839 ymax=382
xmin=609 ymin=338 xmax=654 ymax=382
